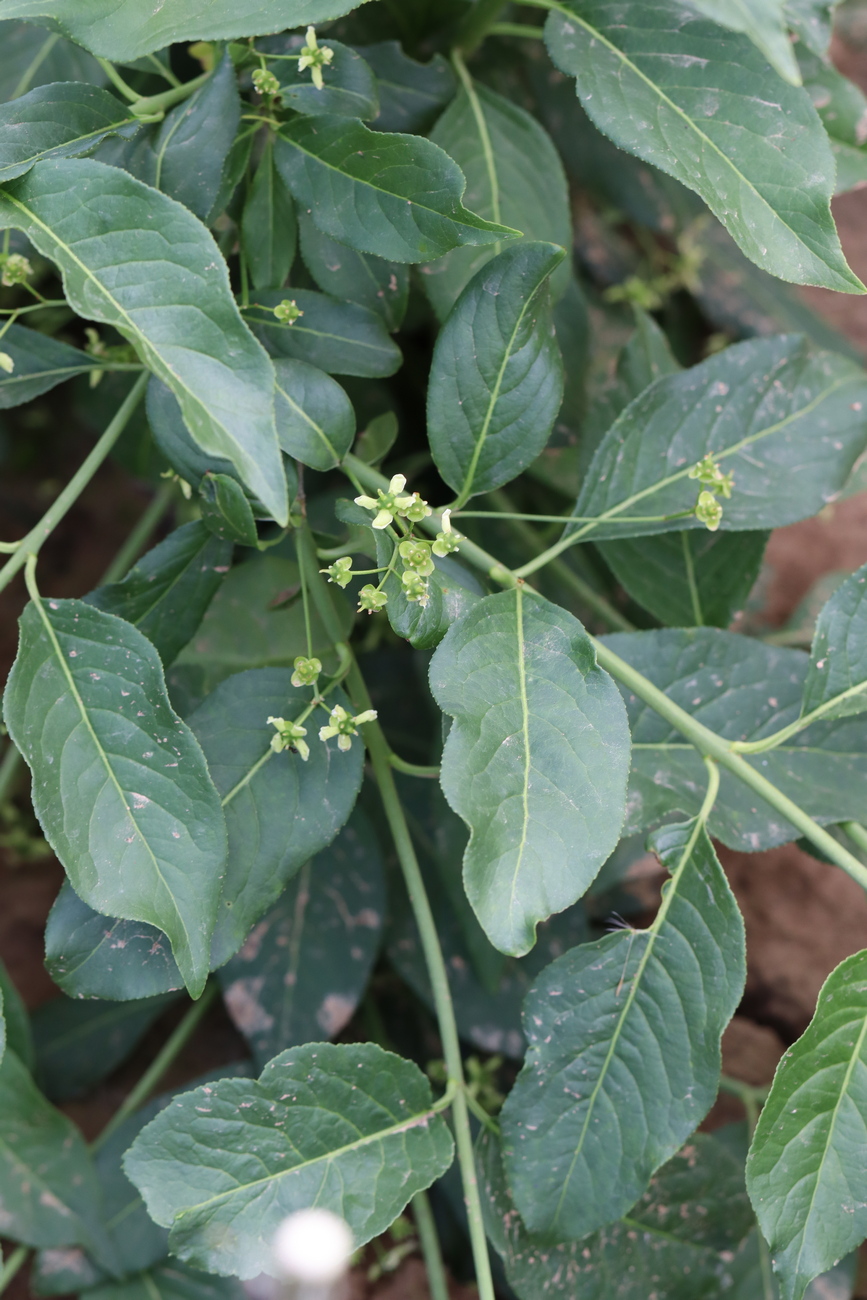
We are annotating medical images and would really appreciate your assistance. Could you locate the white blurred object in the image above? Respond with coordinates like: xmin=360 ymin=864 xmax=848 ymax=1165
xmin=272 ymin=1209 xmax=354 ymax=1297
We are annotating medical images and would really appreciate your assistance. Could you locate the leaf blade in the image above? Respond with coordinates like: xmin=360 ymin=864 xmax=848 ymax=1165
xmin=0 ymin=82 xmax=137 ymax=182
xmin=802 ymin=562 xmax=867 ymax=719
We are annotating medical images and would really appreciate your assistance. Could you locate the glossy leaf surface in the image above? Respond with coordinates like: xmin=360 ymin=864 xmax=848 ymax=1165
xmin=275 ymin=116 xmax=517 ymax=264
xmin=0 ymin=159 xmax=287 ymax=523
xmin=545 ymin=0 xmax=863 ymax=291
xmin=747 ymin=949 xmax=867 ymax=1300
xmin=429 ymin=589 xmax=631 ymax=955
xmin=0 ymin=82 xmax=136 ymax=182
xmin=274 ymin=356 xmax=356 ymax=471
xmin=501 ymin=817 xmax=745 ymax=1239
xmin=124 ymin=1043 xmax=454 ymax=1277
xmin=245 ymin=287 xmax=401 ymax=378
xmin=428 ymin=242 xmax=565 ymax=501
xmin=4 ymin=598 xmax=227 ymax=998
xmin=150 ymin=52 xmax=240 ymax=221
xmin=241 ymin=137 xmax=296 ymax=292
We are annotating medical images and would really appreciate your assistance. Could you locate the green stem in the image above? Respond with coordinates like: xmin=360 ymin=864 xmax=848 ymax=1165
xmin=0 ymin=372 xmax=148 ymax=596
xmin=90 ymin=982 xmax=219 ymax=1153
xmin=11 ymin=32 xmax=59 ymax=98
xmin=388 ymin=753 xmax=440 ymax=778
xmin=513 ymin=513 xmax=695 ymax=579
xmin=95 ymin=57 xmax=142 ymax=103
xmin=346 ymin=661 xmax=496 ymax=1300
xmin=731 ymin=682 xmax=867 ymax=754
xmin=0 ymin=741 xmax=22 ymax=804
xmin=453 ymin=0 xmax=509 ymax=52
xmin=719 ymin=1074 xmax=769 ymax=1108
xmin=842 ymin=821 xmax=867 ymax=855
xmin=412 ymin=1191 xmax=449 ymax=1300
xmin=98 ymin=480 xmax=175 ymax=585
xmin=489 ymin=21 xmax=546 ymax=37
xmin=130 ymin=71 xmax=210 ymax=119
xmin=0 ymin=1245 xmax=28 ymax=1296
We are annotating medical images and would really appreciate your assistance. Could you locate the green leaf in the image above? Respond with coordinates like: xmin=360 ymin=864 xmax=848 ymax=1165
xmin=85 ymin=523 xmax=232 ymax=669
xmin=274 ymin=356 xmax=356 ymax=471
xmin=241 ymin=136 xmax=296 ymax=292
xmin=799 ymin=47 xmax=867 ymax=197
xmin=374 ymin=532 xmax=484 ymax=650
xmin=0 ymin=322 xmax=103 ymax=408
xmin=354 ymin=410 xmax=398 ymax=466
xmin=189 ymin=669 xmax=364 ymax=967
xmin=3 ymin=597 xmax=228 ymax=999
xmin=298 ymin=210 xmax=408 ymax=331
xmin=0 ymin=82 xmax=137 ymax=182
xmin=150 ymin=51 xmax=240 ymax=221
xmin=603 ymin=627 xmax=867 ymax=850
xmin=683 ymin=0 xmax=802 ymax=84
xmin=0 ymin=959 xmax=33 ymax=1072
xmin=424 ymin=81 xmax=571 ymax=319
xmin=124 ymin=1042 xmax=455 ymax=1277
xmin=802 ymin=562 xmax=867 ymax=720
xmin=747 ymin=949 xmax=867 ymax=1300
xmin=245 ymin=287 xmax=402 ymax=379
xmin=728 ymin=1230 xmax=858 ymax=1300
xmin=600 ymin=529 xmax=769 ymax=628
xmin=545 ymin=0 xmax=863 ymax=292
xmin=0 ymin=1049 xmax=118 ymax=1266
xmin=45 ymin=881 xmax=183 ymax=1001
xmin=427 ymin=242 xmax=565 ymax=502
xmin=0 ymin=159 xmax=287 ymax=524
xmin=274 ymin=115 xmax=517 ymax=265
xmin=0 ymin=22 xmax=105 ymax=100
xmin=263 ymin=35 xmax=378 ymax=120
xmin=0 ymin=2 xmax=365 ymax=61
xmin=361 ymin=41 xmax=455 ymax=134
xmin=32 ymin=993 xmax=177 ymax=1102
xmin=572 ymin=336 xmax=867 ymax=540
xmin=219 ymin=808 xmax=385 ymax=1068
xmin=480 ymin=1130 xmax=753 ymax=1299
xmin=199 ymin=473 xmax=259 ymax=548
xmin=82 ymin=1262 xmax=245 ymax=1300
xmin=500 ymin=815 xmax=745 ymax=1239
xmin=785 ymin=0 xmax=835 ymax=54
xmin=429 ymin=588 xmax=631 ymax=955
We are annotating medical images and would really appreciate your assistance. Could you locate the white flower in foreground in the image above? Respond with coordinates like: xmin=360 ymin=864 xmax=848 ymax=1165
xmin=271 ymin=1208 xmax=354 ymax=1285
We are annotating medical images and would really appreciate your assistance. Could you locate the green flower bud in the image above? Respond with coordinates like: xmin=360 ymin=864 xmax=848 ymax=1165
xmin=273 ymin=299 xmax=303 ymax=325
xmin=399 ymin=492 xmax=432 ymax=523
xmin=688 ymin=453 xmax=734 ymax=499
xmin=322 ymin=556 xmax=353 ymax=588
xmin=401 ymin=570 xmax=429 ymax=605
xmin=252 ymin=67 xmax=281 ymax=97
xmin=358 ymin=584 xmax=388 ymax=613
xmin=291 ymin=655 xmax=322 ymax=688
xmin=695 ymin=490 xmax=723 ymax=531
xmin=267 ymin=716 xmax=310 ymax=761
xmin=398 ymin=539 xmax=435 ymax=576
xmin=1 ymin=254 xmax=32 ymax=287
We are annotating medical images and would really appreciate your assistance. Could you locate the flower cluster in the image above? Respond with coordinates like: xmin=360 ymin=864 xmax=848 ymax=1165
xmin=689 ymin=453 xmax=733 ymax=532
xmin=1 ymin=254 xmax=31 ymax=288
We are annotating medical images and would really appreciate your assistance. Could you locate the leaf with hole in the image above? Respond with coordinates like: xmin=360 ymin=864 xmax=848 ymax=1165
xmin=429 ymin=588 xmax=631 ymax=955
xmin=500 ymin=815 xmax=745 ymax=1239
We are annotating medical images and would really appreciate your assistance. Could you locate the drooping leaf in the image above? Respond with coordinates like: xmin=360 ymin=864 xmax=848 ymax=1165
xmin=374 ymin=532 xmax=484 ymax=650
xmin=0 ymin=2 xmax=365 ymax=61
xmin=124 ymin=1043 xmax=454 ymax=1277
xmin=602 ymin=627 xmax=867 ymax=850
xmin=0 ymin=82 xmax=137 ymax=182
xmin=0 ymin=959 xmax=32 ymax=1072
xmin=297 ymin=210 xmax=408 ymax=331
xmin=427 ymin=241 xmax=565 ymax=502
xmin=480 ymin=1129 xmax=753 ymax=1300
xmin=571 ymin=336 xmax=867 ymax=541
xmin=500 ymin=815 xmax=745 ymax=1240
xmin=198 ymin=474 xmax=259 ymax=548
xmin=544 ymin=0 xmax=863 ymax=291
xmin=361 ymin=41 xmax=456 ymax=134
xmin=219 ymin=808 xmax=385 ymax=1068
xmin=274 ymin=356 xmax=356 ymax=471
xmin=0 ymin=322 xmax=104 ymax=407
xmin=425 ymin=81 xmax=571 ymax=319
xmin=245 ymin=287 xmax=402 ymax=379
xmin=32 ymin=993 xmax=177 ymax=1102
xmin=3 ymin=597 xmax=228 ymax=998
xmin=429 ymin=588 xmax=631 ymax=955
xmin=0 ymin=1049 xmax=118 ymax=1267
xmin=262 ymin=34 xmax=378 ymax=120
xmin=85 ymin=523 xmax=232 ymax=668
xmin=150 ymin=51 xmax=240 ymax=221
xmin=274 ymin=116 xmax=517 ymax=264
xmin=45 ymin=882 xmax=183 ymax=1002
xmin=600 ymin=529 xmax=769 ymax=628
xmin=83 ymin=1262 xmax=245 ymax=1300
xmin=0 ymin=159 xmax=287 ymax=523
xmin=747 ymin=949 xmax=867 ymax=1300
xmin=241 ymin=135 xmax=296 ymax=292
xmin=683 ymin=0 xmax=801 ymax=84
xmin=802 ymin=564 xmax=867 ymax=720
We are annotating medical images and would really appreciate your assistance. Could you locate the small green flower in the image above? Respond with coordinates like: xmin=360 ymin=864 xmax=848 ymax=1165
xmin=298 ymin=25 xmax=334 ymax=90
xmin=695 ymin=490 xmax=723 ymax=531
xmin=0 ymin=352 xmax=13 ymax=374
xmin=252 ymin=66 xmax=281 ymax=97
xmin=398 ymin=539 xmax=434 ymax=576
xmin=273 ymin=299 xmax=303 ymax=324
xmin=291 ymin=655 xmax=322 ymax=688
xmin=688 ymin=453 xmax=733 ymax=499
xmin=322 ymin=556 xmax=354 ymax=588
xmin=358 ymin=584 xmax=388 ymax=613
xmin=267 ymin=716 xmax=310 ymax=761
xmin=319 ymin=704 xmax=377 ymax=752
xmin=1 ymin=254 xmax=32 ymax=287
xmin=432 ymin=508 xmax=460 ymax=557
xmin=401 ymin=492 xmax=432 ymax=524
xmin=401 ymin=569 xmax=429 ymax=605
xmin=355 ymin=473 xmax=414 ymax=530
